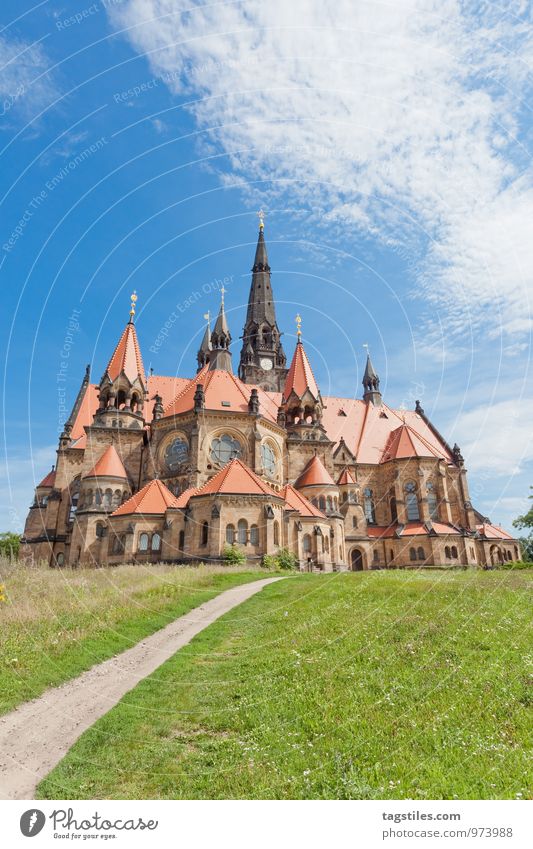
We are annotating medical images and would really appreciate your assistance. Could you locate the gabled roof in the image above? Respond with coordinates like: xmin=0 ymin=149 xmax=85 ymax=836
xmin=111 ymin=478 xmax=180 ymax=516
xmin=194 ymin=458 xmax=281 ymax=498
xmin=84 ymin=445 xmax=128 ymax=480
xmin=476 ymin=523 xmax=515 ymax=541
xmin=105 ymin=320 xmax=146 ymax=387
xmin=38 ymin=467 xmax=56 ymax=488
xmin=381 ymin=422 xmax=444 ymax=463
xmin=282 ymin=340 xmax=320 ymax=402
xmin=295 ymin=455 xmax=335 ymax=488
xmin=367 ymin=521 xmax=462 ymax=539
xmin=282 ymin=483 xmax=325 ymax=518
xmin=163 ymin=366 xmax=279 ymax=422
xmin=337 ymin=467 xmax=355 ymax=486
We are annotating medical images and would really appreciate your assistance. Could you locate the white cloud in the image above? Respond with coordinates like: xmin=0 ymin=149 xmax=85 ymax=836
xmin=455 ymin=398 xmax=533 ymax=477
xmin=0 ymin=34 xmax=58 ymax=124
xmin=107 ymin=0 xmax=533 ymax=338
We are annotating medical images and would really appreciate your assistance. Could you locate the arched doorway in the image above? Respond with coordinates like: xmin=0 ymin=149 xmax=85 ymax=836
xmin=350 ymin=548 xmax=364 ymax=571
xmin=490 ymin=545 xmax=503 ymax=566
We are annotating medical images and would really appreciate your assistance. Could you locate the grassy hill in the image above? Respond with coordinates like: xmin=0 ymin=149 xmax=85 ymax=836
xmin=38 ymin=570 xmax=532 ymax=800
xmin=0 ymin=561 xmax=266 ymax=714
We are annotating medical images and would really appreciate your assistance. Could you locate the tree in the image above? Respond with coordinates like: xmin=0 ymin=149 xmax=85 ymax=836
xmin=513 ymin=489 xmax=533 ymax=561
xmin=0 ymin=532 xmax=21 ymax=560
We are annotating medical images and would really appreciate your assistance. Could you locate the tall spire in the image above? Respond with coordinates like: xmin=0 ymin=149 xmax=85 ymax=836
xmin=197 ymin=311 xmax=212 ymax=371
xmin=362 ymin=346 xmax=382 ymax=406
xmin=209 ymin=287 xmax=233 ymax=372
xmin=238 ymin=215 xmax=287 ymax=392
xmin=281 ymin=316 xmax=324 ymax=430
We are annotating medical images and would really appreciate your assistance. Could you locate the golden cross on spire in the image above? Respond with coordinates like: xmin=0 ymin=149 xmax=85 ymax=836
xmin=363 ymin=342 xmax=369 ymax=355
xmin=257 ymin=208 xmax=265 ymax=230
xmin=295 ymin=313 xmax=302 ymax=338
xmin=129 ymin=290 xmax=138 ymax=322
xmin=220 ymin=285 xmax=226 ymax=306
xmin=203 ymin=310 xmax=210 ymax=323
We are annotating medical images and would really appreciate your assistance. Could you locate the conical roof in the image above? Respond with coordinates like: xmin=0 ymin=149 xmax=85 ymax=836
xmin=295 ymin=455 xmax=335 ymax=488
xmin=282 ymin=340 xmax=320 ymax=402
xmin=363 ymin=352 xmax=378 ymax=383
xmin=84 ymin=445 xmax=128 ymax=479
xmin=282 ymin=483 xmax=325 ymax=517
xmin=105 ymin=321 xmax=146 ymax=386
xmin=194 ymin=458 xmax=280 ymax=497
xmin=111 ymin=478 xmax=180 ymax=516
xmin=337 ymin=468 xmax=355 ymax=485
xmin=38 ymin=467 xmax=56 ymax=488
xmin=381 ymin=423 xmax=444 ymax=463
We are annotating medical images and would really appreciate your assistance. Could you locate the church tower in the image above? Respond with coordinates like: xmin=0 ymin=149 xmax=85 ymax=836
xmin=238 ymin=214 xmax=287 ymax=392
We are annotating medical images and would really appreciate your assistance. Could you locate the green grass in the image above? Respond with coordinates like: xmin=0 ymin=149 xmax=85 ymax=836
xmin=38 ymin=570 xmax=532 ymax=800
xmin=0 ymin=560 xmax=268 ymax=715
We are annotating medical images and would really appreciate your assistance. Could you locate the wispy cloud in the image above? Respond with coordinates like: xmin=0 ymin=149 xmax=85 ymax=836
xmin=0 ymin=33 xmax=58 ymax=125
xmin=107 ymin=0 xmax=533 ymax=340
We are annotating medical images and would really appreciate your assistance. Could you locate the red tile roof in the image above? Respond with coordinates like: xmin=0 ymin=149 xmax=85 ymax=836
xmin=38 ymin=468 xmax=56 ymax=488
xmin=476 ymin=523 xmax=515 ymax=541
xmin=282 ymin=483 xmax=325 ymax=518
xmin=381 ymin=423 xmax=444 ymax=463
xmin=163 ymin=366 xmax=280 ymax=423
xmin=112 ymin=478 xmax=180 ymax=516
xmin=147 ymin=374 xmax=190 ymax=410
xmin=194 ymin=458 xmax=281 ymax=498
xmin=106 ymin=321 xmax=146 ymax=386
xmin=295 ymin=455 xmax=335 ymax=488
xmin=282 ymin=340 xmax=320 ymax=402
xmin=84 ymin=445 xmax=128 ymax=480
xmin=337 ymin=468 xmax=355 ymax=485
xmin=367 ymin=521 xmax=463 ymax=538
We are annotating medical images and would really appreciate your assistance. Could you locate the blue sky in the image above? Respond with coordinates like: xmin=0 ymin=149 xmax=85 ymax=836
xmin=1 ymin=0 xmax=532 ymax=532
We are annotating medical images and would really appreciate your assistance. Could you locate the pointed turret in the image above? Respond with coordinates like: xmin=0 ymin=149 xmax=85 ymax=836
xmin=95 ymin=292 xmax=147 ymax=426
xmin=362 ymin=350 xmax=382 ymax=406
xmin=238 ymin=214 xmax=287 ymax=391
xmin=208 ymin=288 xmax=233 ymax=373
xmin=197 ymin=313 xmax=212 ymax=371
xmin=281 ymin=315 xmax=324 ymax=428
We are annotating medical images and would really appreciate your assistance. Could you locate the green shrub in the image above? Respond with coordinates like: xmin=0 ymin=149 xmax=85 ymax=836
xmin=262 ymin=548 xmax=298 ymax=571
xmin=0 ymin=532 xmax=21 ymax=560
xmin=495 ymin=561 xmax=533 ymax=570
xmin=223 ymin=544 xmax=246 ymax=566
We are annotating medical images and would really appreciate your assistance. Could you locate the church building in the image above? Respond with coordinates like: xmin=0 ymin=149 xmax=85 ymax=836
xmin=22 ymin=219 xmax=519 ymax=570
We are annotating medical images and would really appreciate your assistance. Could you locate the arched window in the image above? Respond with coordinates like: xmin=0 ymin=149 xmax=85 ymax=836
xmin=56 ymin=552 xmax=65 ymax=567
xmin=426 ymin=482 xmax=438 ymax=520
xmin=352 ymin=515 xmax=358 ymax=528
xmin=404 ymin=482 xmax=420 ymax=521
xmin=95 ymin=489 xmax=102 ymax=507
xmin=373 ymin=549 xmax=379 ymax=563
xmin=326 ymin=496 xmax=332 ymax=512
xmin=409 ymin=547 xmax=417 ymax=561
xmin=238 ymin=519 xmax=248 ymax=545
xmin=325 ymin=536 xmax=330 ymax=553
xmin=113 ymin=489 xmax=122 ymax=507
xmin=104 ymin=489 xmax=113 ymax=508
xmin=138 ymin=532 xmax=149 ymax=552
xmin=273 ymin=521 xmax=280 ymax=546
xmin=363 ymin=488 xmax=376 ymax=524
xmin=201 ymin=521 xmax=209 ymax=546
xmin=250 ymin=525 xmax=259 ymax=546
xmin=68 ymin=490 xmax=79 ymax=522
xmin=445 ymin=545 xmax=451 ymax=559
xmin=303 ymin=534 xmax=312 ymax=553
xmin=151 ymin=533 xmax=161 ymax=552
xmin=111 ymin=534 xmax=122 ymax=554
xmin=116 ymin=389 xmax=127 ymax=409
xmin=319 ymin=496 xmax=326 ymax=511
xmin=451 ymin=545 xmax=458 ymax=559
xmin=390 ymin=496 xmax=398 ymax=523
xmin=417 ymin=547 xmax=425 ymax=561
xmin=226 ymin=524 xmax=235 ymax=544
xmin=179 ymin=530 xmax=185 ymax=551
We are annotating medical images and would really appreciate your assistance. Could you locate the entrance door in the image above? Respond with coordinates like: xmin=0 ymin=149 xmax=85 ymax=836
xmin=351 ymin=548 xmax=364 ymax=571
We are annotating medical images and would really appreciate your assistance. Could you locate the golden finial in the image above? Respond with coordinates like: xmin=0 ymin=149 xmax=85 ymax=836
xmin=363 ymin=342 xmax=369 ymax=355
xmin=295 ymin=313 xmax=302 ymax=338
xmin=257 ymin=208 xmax=265 ymax=230
xmin=203 ymin=310 xmax=210 ymax=324
xmin=220 ymin=285 xmax=226 ymax=307
xmin=129 ymin=290 xmax=138 ymax=322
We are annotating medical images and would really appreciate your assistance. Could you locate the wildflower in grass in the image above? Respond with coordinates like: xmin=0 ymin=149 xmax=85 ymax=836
xmin=0 ymin=584 xmax=6 ymax=603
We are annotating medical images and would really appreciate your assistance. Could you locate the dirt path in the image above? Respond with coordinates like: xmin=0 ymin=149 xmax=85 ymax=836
xmin=0 ymin=576 xmax=282 ymax=799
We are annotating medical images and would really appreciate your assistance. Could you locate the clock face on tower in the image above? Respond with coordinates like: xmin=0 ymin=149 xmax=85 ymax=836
xmin=260 ymin=357 xmax=273 ymax=371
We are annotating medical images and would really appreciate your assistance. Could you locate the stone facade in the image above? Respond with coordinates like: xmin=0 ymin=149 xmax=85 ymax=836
xmin=21 ymin=226 xmax=520 ymax=570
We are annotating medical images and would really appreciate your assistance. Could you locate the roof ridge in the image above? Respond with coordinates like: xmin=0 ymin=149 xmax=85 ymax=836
xmin=163 ymin=364 xmax=209 ymax=415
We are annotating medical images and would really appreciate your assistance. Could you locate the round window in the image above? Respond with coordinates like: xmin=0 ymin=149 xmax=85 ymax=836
xmin=164 ymin=437 xmax=189 ymax=472
xmin=210 ymin=434 xmax=242 ymax=466
xmin=261 ymin=443 xmax=277 ymax=477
